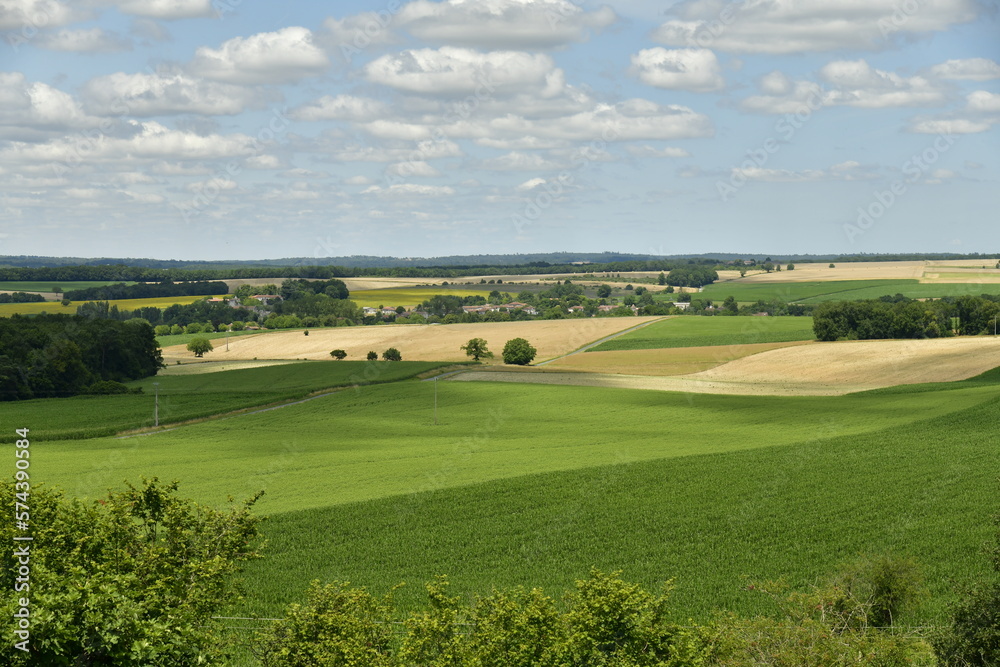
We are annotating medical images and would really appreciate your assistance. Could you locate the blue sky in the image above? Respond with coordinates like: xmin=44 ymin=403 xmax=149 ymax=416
xmin=0 ymin=0 xmax=997 ymax=261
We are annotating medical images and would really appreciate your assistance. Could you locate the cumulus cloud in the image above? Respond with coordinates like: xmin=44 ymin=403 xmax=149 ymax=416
xmin=820 ymin=60 xmax=946 ymax=108
xmin=929 ymin=58 xmax=1000 ymax=81
xmin=320 ymin=140 xmax=464 ymax=163
xmin=966 ymin=90 xmax=1000 ymax=113
xmin=480 ymin=151 xmax=565 ymax=171
xmin=290 ymin=95 xmax=389 ymax=122
xmin=387 ymin=160 xmax=442 ymax=177
xmin=626 ymin=145 xmax=691 ymax=158
xmin=113 ymin=0 xmax=214 ymax=20
xmin=0 ymin=0 xmax=79 ymax=31
xmin=0 ymin=72 xmax=97 ymax=139
xmin=365 ymin=47 xmax=561 ymax=97
xmin=652 ymin=0 xmax=980 ymax=54
xmin=81 ymin=71 xmax=262 ymax=116
xmin=395 ymin=0 xmax=617 ymax=49
xmin=190 ymin=27 xmax=329 ymax=84
xmin=362 ymin=183 xmax=456 ymax=197
xmin=35 ymin=27 xmax=131 ymax=52
xmin=730 ymin=161 xmax=877 ymax=183
xmin=740 ymin=60 xmax=947 ymax=113
xmin=629 ymin=48 xmax=724 ymax=92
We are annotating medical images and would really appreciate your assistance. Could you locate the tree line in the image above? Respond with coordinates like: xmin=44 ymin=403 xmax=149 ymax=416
xmin=813 ymin=294 xmax=1000 ymax=341
xmin=63 ymin=281 xmax=231 ymax=301
xmin=0 ymin=292 xmax=46 ymax=303
xmin=0 ymin=315 xmax=162 ymax=400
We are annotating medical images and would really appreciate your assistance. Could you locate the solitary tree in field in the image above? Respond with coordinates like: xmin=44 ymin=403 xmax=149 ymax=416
xmin=187 ymin=337 xmax=213 ymax=357
xmin=330 ymin=349 xmax=347 ymax=360
xmin=366 ymin=351 xmax=378 ymax=361
xmin=502 ymin=338 xmax=536 ymax=366
xmin=596 ymin=284 xmax=612 ymax=298
xmin=461 ymin=338 xmax=493 ymax=361
xmin=787 ymin=263 xmax=795 ymax=271
xmin=382 ymin=348 xmax=402 ymax=361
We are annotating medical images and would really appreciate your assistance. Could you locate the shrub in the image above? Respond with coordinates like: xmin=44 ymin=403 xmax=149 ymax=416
xmin=382 ymin=347 xmax=402 ymax=361
xmin=154 ymin=325 xmax=171 ymax=336
xmin=230 ymin=320 xmax=245 ymax=331
xmin=185 ymin=323 xmax=203 ymax=334
xmin=170 ymin=324 xmax=184 ymax=335
xmin=503 ymin=338 xmax=536 ymax=365
xmin=366 ymin=351 xmax=378 ymax=361
xmin=330 ymin=349 xmax=347 ymax=360
xmin=86 ymin=380 xmax=132 ymax=395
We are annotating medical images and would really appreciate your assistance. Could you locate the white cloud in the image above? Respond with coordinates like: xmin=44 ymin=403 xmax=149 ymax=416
xmin=245 ymin=154 xmax=283 ymax=169
xmin=731 ymin=162 xmax=876 ymax=183
xmin=320 ymin=12 xmax=399 ymax=57
xmin=190 ymin=27 xmax=329 ymax=84
xmin=626 ymin=145 xmax=691 ymax=158
xmin=362 ymin=183 xmax=455 ymax=197
xmin=741 ymin=60 xmax=947 ymax=113
xmin=36 ymin=27 xmax=131 ymax=52
xmin=929 ymin=58 xmax=1000 ymax=81
xmin=82 ymin=71 xmax=261 ymax=116
xmin=365 ymin=47 xmax=560 ymax=97
xmin=0 ymin=72 xmax=97 ymax=138
xmin=820 ymin=60 xmax=946 ymax=108
xmin=908 ymin=117 xmax=992 ymax=134
xmin=322 ymin=140 xmax=464 ymax=163
xmin=280 ymin=168 xmax=329 ymax=179
xmin=290 ymin=95 xmax=389 ymax=122
xmin=652 ymin=0 xmax=980 ymax=54
xmin=629 ymin=47 xmax=724 ymax=92
xmin=387 ymin=160 xmax=442 ymax=177
xmin=396 ymin=0 xmax=617 ymax=49
xmin=967 ymin=90 xmax=1000 ymax=113
xmin=517 ymin=177 xmax=547 ymax=191
xmin=186 ymin=178 xmax=238 ymax=192
xmin=480 ymin=152 xmax=564 ymax=171
xmin=114 ymin=0 xmax=214 ymax=20
xmin=344 ymin=175 xmax=373 ymax=185
xmin=0 ymin=0 xmax=79 ymax=31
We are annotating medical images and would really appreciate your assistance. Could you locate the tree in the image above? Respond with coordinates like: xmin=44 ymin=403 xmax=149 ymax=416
xmin=723 ymin=295 xmax=738 ymax=314
xmin=787 ymin=263 xmax=795 ymax=270
xmin=829 ymin=263 xmax=836 ymax=268
xmin=382 ymin=347 xmax=402 ymax=361
xmin=657 ymin=272 xmax=666 ymax=285
xmin=187 ymin=337 xmax=214 ymax=357
xmin=461 ymin=338 xmax=493 ymax=361
xmin=0 ymin=478 xmax=262 ymax=666
xmin=366 ymin=350 xmax=378 ymax=361
xmin=762 ymin=262 xmax=774 ymax=273
xmin=330 ymin=349 xmax=347 ymax=360
xmin=625 ymin=284 xmax=633 ymax=290
xmin=502 ymin=338 xmax=536 ymax=365
xmin=596 ymin=284 xmax=612 ymax=298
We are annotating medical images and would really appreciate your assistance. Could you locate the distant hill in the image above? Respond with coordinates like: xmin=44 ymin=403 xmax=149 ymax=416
xmin=0 ymin=251 xmax=996 ymax=270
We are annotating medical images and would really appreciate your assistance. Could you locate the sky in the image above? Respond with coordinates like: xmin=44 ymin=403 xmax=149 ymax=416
xmin=0 ymin=0 xmax=998 ymax=261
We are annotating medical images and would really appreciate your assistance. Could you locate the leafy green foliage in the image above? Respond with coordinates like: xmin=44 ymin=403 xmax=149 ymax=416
xmin=383 ymin=348 xmax=403 ymax=361
xmin=330 ymin=349 xmax=348 ymax=360
xmin=502 ymin=338 xmax=536 ymax=365
xmin=0 ymin=479 xmax=262 ymax=665
xmin=187 ymin=336 xmax=214 ymax=357
xmin=460 ymin=338 xmax=493 ymax=361
xmin=367 ymin=351 xmax=378 ymax=361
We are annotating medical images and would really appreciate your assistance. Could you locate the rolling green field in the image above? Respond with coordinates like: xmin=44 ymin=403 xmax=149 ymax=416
xmin=588 ymin=315 xmax=815 ymax=351
xmin=0 ymin=280 xmax=136 ymax=292
xmin=0 ymin=361 xmax=453 ymax=442
xmin=699 ymin=279 xmax=1000 ymax=303
xmin=27 ymin=368 xmax=1000 ymax=626
xmin=155 ymin=328 xmax=264 ymax=348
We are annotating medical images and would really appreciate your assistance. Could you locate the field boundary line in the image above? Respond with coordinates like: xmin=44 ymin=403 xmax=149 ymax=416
xmin=537 ymin=316 xmax=669 ymax=366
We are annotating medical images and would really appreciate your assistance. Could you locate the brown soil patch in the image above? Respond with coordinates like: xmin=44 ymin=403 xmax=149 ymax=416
xmin=544 ymin=341 xmax=814 ymax=376
xmin=451 ymin=336 xmax=1000 ymax=396
xmin=159 ymin=318 xmax=662 ymax=364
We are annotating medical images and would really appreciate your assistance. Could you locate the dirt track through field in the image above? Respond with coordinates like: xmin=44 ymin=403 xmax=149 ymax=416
xmin=450 ymin=336 xmax=1000 ymax=396
xmin=159 ymin=318 xmax=662 ymax=364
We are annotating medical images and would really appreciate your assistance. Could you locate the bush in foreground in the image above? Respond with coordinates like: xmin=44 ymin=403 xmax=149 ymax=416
xmin=0 ymin=479 xmax=263 ymax=665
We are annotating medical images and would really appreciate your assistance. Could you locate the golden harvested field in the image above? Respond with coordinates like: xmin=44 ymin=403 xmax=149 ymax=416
xmin=725 ymin=259 xmax=1000 ymax=284
xmin=452 ymin=336 xmax=1000 ymax=396
xmin=544 ymin=341 xmax=814 ymax=376
xmin=159 ymin=317 xmax=662 ymax=363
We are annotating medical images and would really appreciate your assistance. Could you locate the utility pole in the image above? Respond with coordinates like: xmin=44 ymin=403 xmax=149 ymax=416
xmin=153 ymin=382 xmax=160 ymax=427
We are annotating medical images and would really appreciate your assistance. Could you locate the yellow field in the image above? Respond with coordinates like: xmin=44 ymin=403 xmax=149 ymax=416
xmin=349 ymin=287 xmax=495 ymax=308
xmin=453 ymin=336 xmax=1000 ymax=396
xmin=0 ymin=295 xmax=229 ymax=317
xmin=720 ymin=259 xmax=1000 ymax=284
xmin=158 ymin=317 xmax=662 ymax=363
xmin=544 ymin=340 xmax=814 ymax=376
